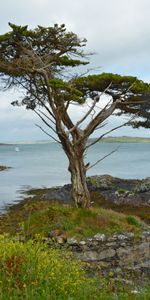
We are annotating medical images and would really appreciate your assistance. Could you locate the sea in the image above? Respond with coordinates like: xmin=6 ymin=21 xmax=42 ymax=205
xmin=0 ymin=142 xmax=150 ymax=210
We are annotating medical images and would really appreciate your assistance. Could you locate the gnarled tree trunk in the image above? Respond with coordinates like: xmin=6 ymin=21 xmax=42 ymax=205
xmin=68 ymin=151 xmax=91 ymax=208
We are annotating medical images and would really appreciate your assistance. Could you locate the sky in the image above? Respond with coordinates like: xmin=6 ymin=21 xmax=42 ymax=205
xmin=0 ymin=0 xmax=150 ymax=142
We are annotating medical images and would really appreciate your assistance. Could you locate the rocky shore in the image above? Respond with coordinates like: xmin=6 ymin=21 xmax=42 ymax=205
xmin=43 ymin=174 xmax=150 ymax=208
xmin=0 ymin=165 xmax=11 ymax=171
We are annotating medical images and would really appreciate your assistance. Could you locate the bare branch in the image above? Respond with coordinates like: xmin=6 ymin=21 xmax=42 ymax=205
xmin=65 ymin=100 xmax=70 ymax=111
xmin=37 ymin=109 xmax=56 ymax=125
xmin=84 ymin=101 xmax=117 ymax=138
xmin=35 ymin=124 xmax=60 ymax=143
xmin=94 ymin=121 xmax=108 ymax=130
xmin=87 ymin=147 xmax=119 ymax=170
xmin=69 ymin=98 xmax=97 ymax=133
xmin=15 ymin=75 xmax=56 ymax=121
xmin=83 ymin=80 xmax=137 ymax=140
xmin=34 ymin=110 xmax=57 ymax=134
xmin=68 ymin=82 xmax=113 ymax=133
xmin=86 ymin=119 xmax=132 ymax=150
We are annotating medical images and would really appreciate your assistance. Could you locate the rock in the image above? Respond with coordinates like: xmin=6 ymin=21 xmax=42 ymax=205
xmin=48 ymin=229 xmax=64 ymax=238
xmin=108 ymin=235 xmax=118 ymax=242
xmin=43 ymin=174 xmax=150 ymax=207
xmin=56 ymin=235 xmax=67 ymax=244
xmin=117 ymin=247 xmax=129 ymax=257
xmin=117 ymin=234 xmax=128 ymax=240
xmin=84 ymin=251 xmax=98 ymax=261
xmin=44 ymin=185 xmax=72 ymax=202
xmin=131 ymin=289 xmax=140 ymax=295
xmin=125 ymin=232 xmax=134 ymax=239
xmin=87 ymin=238 xmax=93 ymax=242
xmin=97 ymin=248 xmax=116 ymax=260
xmin=48 ymin=229 xmax=67 ymax=243
xmin=87 ymin=175 xmax=114 ymax=190
xmin=94 ymin=233 xmax=106 ymax=241
xmin=138 ymin=184 xmax=150 ymax=193
xmin=67 ymin=237 xmax=78 ymax=245
xmin=79 ymin=240 xmax=86 ymax=245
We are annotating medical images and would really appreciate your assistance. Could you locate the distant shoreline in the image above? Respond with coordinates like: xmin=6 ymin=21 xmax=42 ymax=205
xmin=100 ymin=136 xmax=150 ymax=143
xmin=0 ymin=136 xmax=150 ymax=145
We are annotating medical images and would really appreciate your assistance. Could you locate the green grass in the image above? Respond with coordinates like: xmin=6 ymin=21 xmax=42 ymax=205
xmin=0 ymin=200 xmax=143 ymax=239
xmin=92 ymin=191 xmax=150 ymax=224
xmin=126 ymin=215 xmax=142 ymax=227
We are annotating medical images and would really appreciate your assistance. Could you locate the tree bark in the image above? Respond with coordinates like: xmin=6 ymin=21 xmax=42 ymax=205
xmin=55 ymin=111 xmax=90 ymax=208
xmin=68 ymin=152 xmax=91 ymax=208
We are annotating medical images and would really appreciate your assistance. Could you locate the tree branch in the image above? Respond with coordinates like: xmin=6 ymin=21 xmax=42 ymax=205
xmin=34 ymin=109 xmax=57 ymax=135
xmin=37 ymin=109 xmax=56 ymax=125
xmin=84 ymin=101 xmax=117 ymax=139
xmin=87 ymin=147 xmax=119 ymax=170
xmin=83 ymin=80 xmax=138 ymax=140
xmin=68 ymin=82 xmax=112 ymax=133
xmin=86 ymin=118 xmax=133 ymax=150
xmin=35 ymin=124 xmax=60 ymax=143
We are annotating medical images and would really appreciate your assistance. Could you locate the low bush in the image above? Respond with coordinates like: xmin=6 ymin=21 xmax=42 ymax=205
xmin=0 ymin=234 xmax=100 ymax=300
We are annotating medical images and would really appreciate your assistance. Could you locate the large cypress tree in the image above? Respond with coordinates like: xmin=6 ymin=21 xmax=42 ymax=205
xmin=0 ymin=23 xmax=150 ymax=207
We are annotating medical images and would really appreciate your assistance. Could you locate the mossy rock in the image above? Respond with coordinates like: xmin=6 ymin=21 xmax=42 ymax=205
xmin=87 ymin=175 xmax=116 ymax=190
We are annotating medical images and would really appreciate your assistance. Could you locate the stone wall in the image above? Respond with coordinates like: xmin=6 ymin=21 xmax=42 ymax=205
xmin=66 ymin=231 xmax=150 ymax=278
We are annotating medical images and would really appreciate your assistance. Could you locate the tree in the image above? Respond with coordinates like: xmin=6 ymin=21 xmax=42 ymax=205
xmin=0 ymin=23 xmax=150 ymax=208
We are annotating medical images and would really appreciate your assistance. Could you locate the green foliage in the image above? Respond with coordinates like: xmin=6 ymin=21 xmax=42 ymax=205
xmin=74 ymin=73 xmax=150 ymax=128
xmin=18 ymin=203 xmax=143 ymax=239
xmin=127 ymin=215 xmax=142 ymax=227
xmin=59 ymin=55 xmax=88 ymax=66
xmin=74 ymin=72 xmax=150 ymax=94
xmin=0 ymin=235 xmax=100 ymax=299
xmin=117 ymin=188 xmax=128 ymax=194
xmin=48 ymin=78 xmax=84 ymax=103
xmin=0 ymin=23 xmax=87 ymax=76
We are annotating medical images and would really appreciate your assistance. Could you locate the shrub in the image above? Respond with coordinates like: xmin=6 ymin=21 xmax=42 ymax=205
xmin=0 ymin=234 xmax=100 ymax=300
xmin=127 ymin=215 xmax=141 ymax=227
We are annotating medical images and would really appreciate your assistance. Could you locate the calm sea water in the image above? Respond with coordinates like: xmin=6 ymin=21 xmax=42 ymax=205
xmin=0 ymin=142 xmax=150 ymax=209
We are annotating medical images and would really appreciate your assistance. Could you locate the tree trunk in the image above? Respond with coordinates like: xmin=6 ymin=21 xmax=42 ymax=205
xmin=68 ymin=153 xmax=91 ymax=208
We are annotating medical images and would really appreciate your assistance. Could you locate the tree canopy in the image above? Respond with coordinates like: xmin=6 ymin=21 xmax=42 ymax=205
xmin=0 ymin=23 xmax=150 ymax=129
xmin=74 ymin=73 xmax=150 ymax=128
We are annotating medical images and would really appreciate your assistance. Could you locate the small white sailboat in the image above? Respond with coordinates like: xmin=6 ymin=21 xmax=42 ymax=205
xmin=15 ymin=146 xmax=20 ymax=152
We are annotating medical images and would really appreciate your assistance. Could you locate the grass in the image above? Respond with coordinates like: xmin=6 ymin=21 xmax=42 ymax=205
xmin=92 ymin=191 xmax=150 ymax=224
xmin=0 ymin=199 xmax=143 ymax=239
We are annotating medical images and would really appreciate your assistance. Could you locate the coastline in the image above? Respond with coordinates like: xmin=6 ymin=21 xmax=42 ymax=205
xmin=1 ymin=136 xmax=150 ymax=145
xmin=1 ymin=174 xmax=150 ymax=224
xmin=0 ymin=174 xmax=150 ymax=296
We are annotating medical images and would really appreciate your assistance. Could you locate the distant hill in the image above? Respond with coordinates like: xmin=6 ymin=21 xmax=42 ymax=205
xmin=1 ymin=137 xmax=150 ymax=145
xmin=100 ymin=136 xmax=150 ymax=143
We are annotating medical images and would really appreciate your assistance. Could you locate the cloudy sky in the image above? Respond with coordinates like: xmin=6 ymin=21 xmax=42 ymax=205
xmin=0 ymin=0 xmax=150 ymax=142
